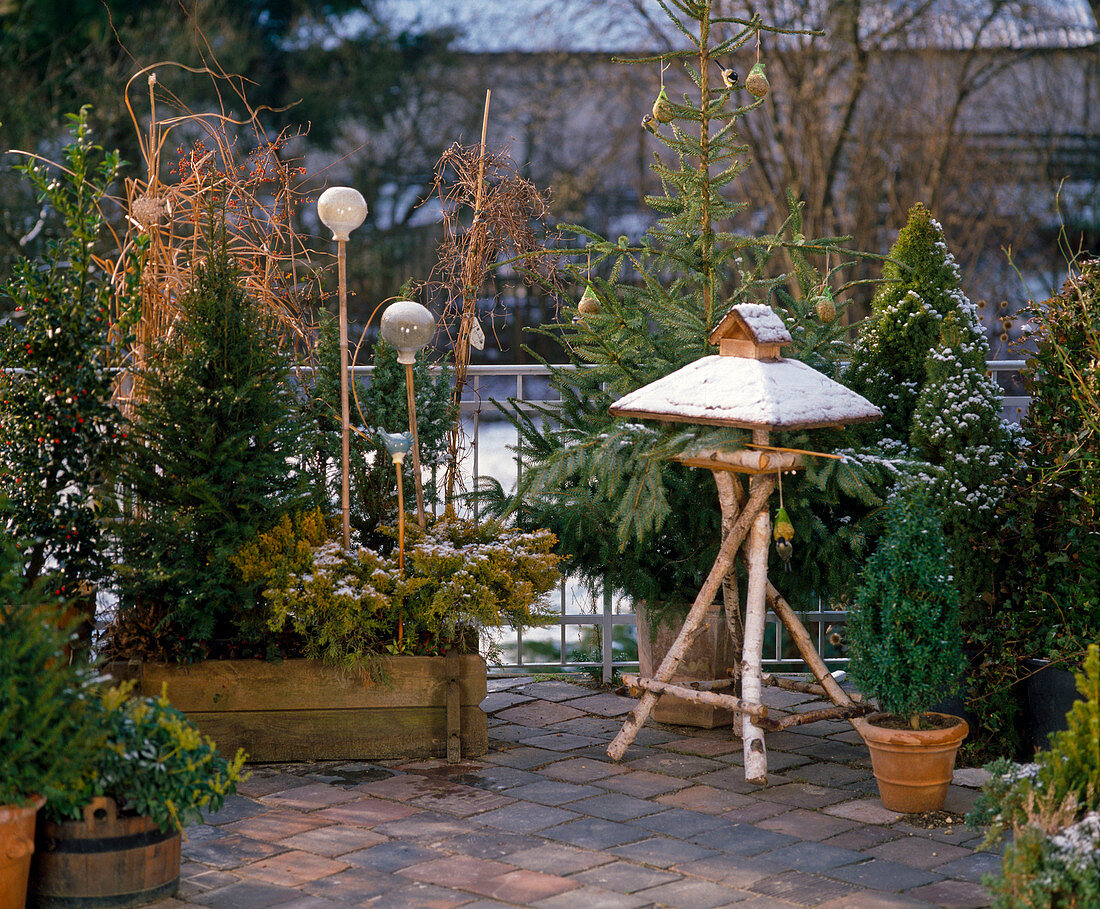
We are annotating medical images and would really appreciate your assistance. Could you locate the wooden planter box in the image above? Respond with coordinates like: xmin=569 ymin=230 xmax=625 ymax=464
xmin=106 ymin=654 xmax=488 ymax=763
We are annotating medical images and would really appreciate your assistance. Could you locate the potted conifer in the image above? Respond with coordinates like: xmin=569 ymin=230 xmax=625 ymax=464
xmin=847 ymin=486 xmax=969 ymax=813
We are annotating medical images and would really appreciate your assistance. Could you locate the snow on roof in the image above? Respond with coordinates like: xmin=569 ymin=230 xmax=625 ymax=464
xmin=711 ymin=303 xmax=792 ymax=346
xmin=609 ymin=355 xmax=882 ymax=430
xmin=369 ymin=0 xmax=1098 ymax=55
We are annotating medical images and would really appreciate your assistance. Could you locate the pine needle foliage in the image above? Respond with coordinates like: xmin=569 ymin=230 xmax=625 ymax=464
xmin=113 ymin=231 xmax=307 ymax=660
xmin=478 ymin=1 xmax=901 ymax=626
xmin=0 ymin=109 xmax=142 ymax=603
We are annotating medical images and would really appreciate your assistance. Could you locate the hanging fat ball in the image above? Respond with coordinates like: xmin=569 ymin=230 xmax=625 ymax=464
xmin=652 ymin=86 xmax=674 ymax=123
xmin=814 ymin=286 xmax=837 ymax=323
xmin=641 ymin=113 xmax=657 ymax=134
xmin=773 ymin=505 xmax=795 ymax=570
xmin=720 ymin=67 xmax=738 ymax=89
xmin=577 ymin=286 xmax=601 ymax=317
xmin=745 ymin=62 xmax=770 ymax=99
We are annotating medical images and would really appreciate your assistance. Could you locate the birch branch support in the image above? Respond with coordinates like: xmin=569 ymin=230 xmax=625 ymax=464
xmin=753 ymin=702 xmax=874 ymax=733
xmin=621 ymin=675 xmax=768 ymax=719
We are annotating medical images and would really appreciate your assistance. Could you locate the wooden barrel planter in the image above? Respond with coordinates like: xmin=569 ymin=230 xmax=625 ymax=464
xmin=28 ymin=798 xmax=180 ymax=909
xmin=105 ymin=653 xmax=488 ymax=762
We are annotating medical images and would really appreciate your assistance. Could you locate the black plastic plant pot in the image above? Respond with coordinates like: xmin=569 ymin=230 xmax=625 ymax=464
xmin=1023 ymin=657 xmax=1082 ymax=753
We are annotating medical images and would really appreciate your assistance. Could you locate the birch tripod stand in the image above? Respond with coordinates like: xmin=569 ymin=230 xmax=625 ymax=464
xmin=605 ymin=304 xmax=883 ymax=782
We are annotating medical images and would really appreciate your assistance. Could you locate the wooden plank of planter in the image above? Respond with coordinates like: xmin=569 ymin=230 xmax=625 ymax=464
xmin=183 ymin=706 xmax=489 ymax=762
xmin=109 ymin=657 xmax=487 ymax=712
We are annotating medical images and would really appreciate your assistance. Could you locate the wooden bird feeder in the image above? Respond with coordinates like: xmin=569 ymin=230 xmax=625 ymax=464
xmin=606 ymin=303 xmax=881 ymax=782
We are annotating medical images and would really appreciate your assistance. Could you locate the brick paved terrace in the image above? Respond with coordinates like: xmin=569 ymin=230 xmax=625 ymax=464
xmin=158 ymin=677 xmax=1000 ymax=908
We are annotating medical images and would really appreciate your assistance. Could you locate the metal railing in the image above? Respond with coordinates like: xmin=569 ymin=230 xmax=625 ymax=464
xmin=350 ymin=359 xmax=1029 ymax=680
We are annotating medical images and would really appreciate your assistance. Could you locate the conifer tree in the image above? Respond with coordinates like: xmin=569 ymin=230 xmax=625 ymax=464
xmin=846 ymin=203 xmax=1017 ymax=612
xmin=114 ymin=232 xmax=306 ymax=660
xmin=480 ymin=1 xmax=895 ymax=626
xmin=0 ymin=110 xmax=140 ymax=614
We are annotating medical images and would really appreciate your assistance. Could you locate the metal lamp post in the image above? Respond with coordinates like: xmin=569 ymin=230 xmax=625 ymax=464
xmin=377 ymin=429 xmax=414 ymax=572
xmin=317 ymin=186 xmax=368 ymax=549
xmin=379 ymin=300 xmax=436 ymax=529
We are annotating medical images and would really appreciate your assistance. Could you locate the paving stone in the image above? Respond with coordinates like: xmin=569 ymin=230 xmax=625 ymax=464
xmin=190 ymin=880 xmax=301 ymax=908
xmin=371 ymin=810 xmax=478 ymax=841
xmin=481 ymin=746 xmax=561 ymax=769
xmin=656 ymin=784 xmax=755 ymax=814
xmin=750 ymin=870 xmax=863 ymax=906
xmin=508 ymin=842 xmax=612 ymax=875
xmin=490 ymin=723 xmax=542 ymax=744
xmin=952 ymin=767 xmax=993 ymax=789
xmin=275 ymin=824 xmax=386 ymax=857
xmin=487 ymin=676 xmax=529 ymax=691
xmin=497 ymin=701 xmax=589 ymax=727
xmin=539 ymin=758 xmax=631 ymax=782
xmin=822 ymin=798 xmax=902 ymax=825
xmin=595 ymin=769 xmax=693 ymax=798
xmin=398 ymin=854 xmax=517 ymax=889
xmin=542 ymin=817 xmax=649 ymax=850
xmin=867 ymin=836 xmax=974 ymax=870
xmin=795 ymin=739 xmax=870 ymax=763
xmin=555 ymin=716 xmax=626 ymax=737
xmin=930 ymin=851 xmax=1003 ymax=883
xmin=340 ymin=841 xmax=443 ymax=872
xmin=236 ymin=772 xmax=314 ymax=799
xmin=755 ymin=841 xmax=866 ymax=873
xmin=201 ymin=795 xmax=269 ymax=826
xmin=438 ymin=830 xmax=545 ymax=860
xmin=904 ymin=879 xmax=993 ymax=908
xmin=627 ymin=807 xmax=727 ymax=837
xmin=691 ymin=823 xmax=800 ymax=857
xmin=518 ymin=731 xmax=604 ymax=751
xmin=786 ymin=761 xmax=871 ymax=788
xmin=182 ymin=823 xmax=235 ymax=844
xmin=756 ymin=808 xmax=859 ymax=841
xmin=633 ymin=877 xmax=754 ymax=908
xmin=530 ymin=885 xmax=654 ymax=908
xmin=893 ymin=822 xmax=985 ymax=847
xmin=501 ymin=779 xmax=603 ymax=805
xmin=261 ymin=782 xmax=363 ymax=811
xmin=761 ymin=686 xmax=819 ymax=710
xmin=355 ymin=774 xmax=463 ymax=801
xmin=456 ymin=765 xmax=545 ymax=791
xmin=826 ymin=857 xmax=944 ymax=891
xmin=220 ymin=810 xmax=326 ymax=843
xmin=474 ymin=868 xmax=580 ymax=903
xmin=626 ymin=753 xmax=727 ymax=778
xmin=475 ymin=802 xmax=581 ymax=832
xmin=571 ymin=859 xmax=681 ymax=893
xmin=695 ymin=767 xmax=791 ymax=794
xmin=410 ymin=785 xmax=516 ymax=817
xmin=569 ymin=792 xmax=664 ymax=822
xmin=654 ymin=736 xmax=743 ymax=758
xmin=816 ymin=892 xmax=935 ymax=908
xmin=235 ymin=851 xmax=349 ymax=887
xmin=273 ymin=895 xmax=347 ymax=909
xmin=300 ymin=866 xmax=396 ymax=901
xmin=942 ymin=785 xmax=980 ymax=815
xmin=673 ymin=853 xmax=786 ymax=889
xmin=820 ymin=826 xmax=904 ymax=851
xmin=178 ymin=867 xmax=240 ymax=892
xmin=609 ymin=835 xmax=720 ymax=868
xmin=481 ymin=691 xmax=534 ymax=713
xmin=718 ymin=801 xmax=789 ymax=823
xmin=183 ymin=833 xmax=288 ymax=870
xmin=567 ymin=693 xmax=637 ymax=716
xmin=349 ymin=881 xmax=474 ymax=908
xmin=752 ymin=782 xmax=853 ymax=809
xmin=520 ymin=680 xmax=595 ymax=701
xmin=758 ymin=732 xmax=821 ymax=752
xmin=309 ymin=797 xmax=418 ymax=828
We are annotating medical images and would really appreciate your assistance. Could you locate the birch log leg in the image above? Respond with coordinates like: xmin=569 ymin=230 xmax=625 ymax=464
xmin=765 ymin=582 xmax=853 ymax=708
xmin=607 ymin=475 xmax=775 ymax=761
xmin=714 ymin=471 xmax=743 ymax=696
xmin=741 ymin=504 xmax=771 ymax=782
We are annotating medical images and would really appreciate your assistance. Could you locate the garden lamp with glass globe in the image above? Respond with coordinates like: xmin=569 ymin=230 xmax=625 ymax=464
xmin=317 ymin=186 xmax=368 ymax=549
xmin=379 ymin=299 xmax=436 ymax=529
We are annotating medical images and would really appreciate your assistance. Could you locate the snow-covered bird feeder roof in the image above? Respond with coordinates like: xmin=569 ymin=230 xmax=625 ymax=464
xmin=609 ymin=304 xmax=881 ymax=432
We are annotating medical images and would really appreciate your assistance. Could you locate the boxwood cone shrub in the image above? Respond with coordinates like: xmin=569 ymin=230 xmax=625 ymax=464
xmin=0 ymin=525 xmax=106 ymax=808
xmin=111 ymin=230 xmax=307 ymax=661
xmin=0 ymin=109 xmax=140 ymax=624
xmin=477 ymin=1 xmax=899 ymax=636
xmin=44 ymin=684 xmax=246 ymax=833
xmin=991 ymin=258 xmax=1100 ymax=666
xmin=846 ymin=486 xmax=964 ymax=729
xmin=968 ymin=645 xmax=1100 ymax=907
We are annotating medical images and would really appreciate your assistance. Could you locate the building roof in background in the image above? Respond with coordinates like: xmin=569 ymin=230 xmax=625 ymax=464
xmin=369 ymin=0 xmax=1099 ymax=54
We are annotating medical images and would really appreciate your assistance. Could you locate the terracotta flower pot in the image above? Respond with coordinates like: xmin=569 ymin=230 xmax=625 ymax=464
xmin=854 ymin=712 xmax=969 ymax=813
xmin=0 ymin=795 xmax=45 ymax=909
